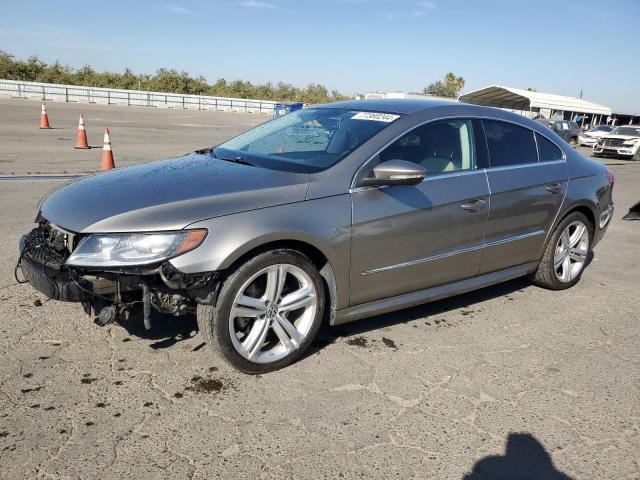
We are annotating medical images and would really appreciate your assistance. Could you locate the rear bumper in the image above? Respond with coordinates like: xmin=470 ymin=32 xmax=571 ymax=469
xmin=593 ymin=202 xmax=614 ymax=248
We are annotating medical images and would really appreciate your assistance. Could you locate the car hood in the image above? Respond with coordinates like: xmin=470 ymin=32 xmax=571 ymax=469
xmin=39 ymin=152 xmax=310 ymax=233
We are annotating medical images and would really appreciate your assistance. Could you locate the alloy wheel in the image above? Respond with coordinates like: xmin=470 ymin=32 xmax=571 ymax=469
xmin=228 ymin=263 xmax=318 ymax=364
xmin=554 ymin=220 xmax=589 ymax=283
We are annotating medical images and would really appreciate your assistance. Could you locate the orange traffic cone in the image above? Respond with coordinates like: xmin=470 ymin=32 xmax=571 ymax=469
xmin=40 ymin=102 xmax=51 ymax=129
xmin=101 ymin=128 xmax=115 ymax=171
xmin=74 ymin=113 xmax=90 ymax=149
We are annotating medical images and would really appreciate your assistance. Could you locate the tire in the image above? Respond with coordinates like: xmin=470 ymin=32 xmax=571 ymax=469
xmin=197 ymin=249 xmax=325 ymax=374
xmin=529 ymin=211 xmax=592 ymax=290
xmin=632 ymin=151 xmax=640 ymax=161
xmin=569 ymin=137 xmax=578 ymax=147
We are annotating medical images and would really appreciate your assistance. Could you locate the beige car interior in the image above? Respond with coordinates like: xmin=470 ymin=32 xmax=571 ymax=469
xmin=379 ymin=120 xmax=475 ymax=175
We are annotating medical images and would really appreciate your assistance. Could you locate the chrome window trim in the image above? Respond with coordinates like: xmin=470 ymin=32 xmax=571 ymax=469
xmin=484 ymin=159 xmax=565 ymax=173
xmin=350 ymin=115 xmax=566 ymax=189
xmin=360 ymin=229 xmax=545 ymax=276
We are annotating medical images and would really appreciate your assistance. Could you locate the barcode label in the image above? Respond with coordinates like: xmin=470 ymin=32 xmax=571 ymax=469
xmin=351 ymin=112 xmax=400 ymax=122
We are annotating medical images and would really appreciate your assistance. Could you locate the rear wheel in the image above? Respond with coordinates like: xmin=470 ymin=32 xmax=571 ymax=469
xmin=197 ymin=249 xmax=324 ymax=374
xmin=569 ymin=137 xmax=578 ymax=147
xmin=529 ymin=212 xmax=592 ymax=290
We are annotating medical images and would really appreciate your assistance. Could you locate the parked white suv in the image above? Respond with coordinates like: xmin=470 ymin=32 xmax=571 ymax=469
xmin=578 ymin=125 xmax=614 ymax=146
xmin=593 ymin=125 xmax=640 ymax=161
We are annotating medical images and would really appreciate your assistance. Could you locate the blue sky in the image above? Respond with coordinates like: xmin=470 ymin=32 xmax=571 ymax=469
xmin=1 ymin=0 xmax=638 ymax=113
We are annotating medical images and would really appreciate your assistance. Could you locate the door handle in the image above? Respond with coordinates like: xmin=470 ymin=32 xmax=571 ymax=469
xmin=546 ymin=183 xmax=563 ymax=194
xmin=460 ymin=198 xmax=487 ymax=211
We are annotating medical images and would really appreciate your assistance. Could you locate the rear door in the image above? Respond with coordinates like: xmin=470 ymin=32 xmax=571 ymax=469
xmin=479 ymin=120 xmax=567 ymax=274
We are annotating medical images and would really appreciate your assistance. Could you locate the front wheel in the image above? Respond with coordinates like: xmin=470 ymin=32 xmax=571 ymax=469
xmin=529 ymin=212 xmax=592 ymax=290
xmin=197 ymin=249 xmax=325 ymax=374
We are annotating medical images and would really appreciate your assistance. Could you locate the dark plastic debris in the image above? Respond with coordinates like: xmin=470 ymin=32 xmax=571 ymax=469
xmin=622 ymin=201 xmax=640 ymax=220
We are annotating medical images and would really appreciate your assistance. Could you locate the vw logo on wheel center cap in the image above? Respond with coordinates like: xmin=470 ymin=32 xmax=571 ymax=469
xmin=266 ymin=304 xmax=279 ymax=318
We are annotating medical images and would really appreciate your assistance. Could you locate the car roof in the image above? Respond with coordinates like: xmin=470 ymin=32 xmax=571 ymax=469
xmin=318 ymin=98 xmax=458 ymax=114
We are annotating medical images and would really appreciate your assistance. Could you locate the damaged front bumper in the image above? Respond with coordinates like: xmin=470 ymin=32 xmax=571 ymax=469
xmin=17 ymin=225 xmax=222 ymax=327
xmin=18 ymin=254 xmax=88 ymax=302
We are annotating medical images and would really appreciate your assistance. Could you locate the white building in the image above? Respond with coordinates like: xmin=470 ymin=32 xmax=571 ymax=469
xmin=364 ymin=91 xmax=435 ymax=100
xmin=458 ymin=85 xmax=613 ymax=126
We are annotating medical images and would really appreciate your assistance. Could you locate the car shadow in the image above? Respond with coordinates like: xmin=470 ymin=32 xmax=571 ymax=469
xmin=305 ymin=276 xmax=532 ymax=356
xmin=116 ymin=308 xmax=198 ymax=350
xmin=115 ymin=276 xmax=533 ymax=354
xmin=114 ymin=274 xmax=562 ymax=357
xmin=463 ymin=433 xmax=573 ymax=479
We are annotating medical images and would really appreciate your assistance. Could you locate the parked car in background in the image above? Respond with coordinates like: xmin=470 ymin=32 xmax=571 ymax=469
xmin=551 ymin=120 xmax=580 ymax=146
xmin=593 ymin=125 xmax=640 ymax=161
xmin=17 ymin=100 xmax=615 ymax=373
xmin=578 ymin=125 xmax=614 ymax=146
xmin=533 ymin=118 xmax=580 ymax=147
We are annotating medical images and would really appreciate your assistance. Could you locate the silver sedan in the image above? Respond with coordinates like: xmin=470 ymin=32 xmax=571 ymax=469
xmin=18 ymin=99 xmax=615 ymax=373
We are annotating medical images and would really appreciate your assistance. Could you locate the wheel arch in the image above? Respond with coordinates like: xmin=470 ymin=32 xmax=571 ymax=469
xmin=536 ymin=200 xmax=597 ymax=262
xmin=558 ymin=202 xmax=597 ymax=233
xmin=219 ymin=237 xmax=339 ymax=326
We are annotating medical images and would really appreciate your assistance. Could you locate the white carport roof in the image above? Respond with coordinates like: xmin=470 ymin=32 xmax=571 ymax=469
xmin=459 ymin=85 xmax=612 ymax=116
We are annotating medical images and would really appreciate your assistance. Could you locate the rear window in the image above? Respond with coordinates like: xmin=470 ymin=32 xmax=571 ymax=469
xmin=483 ymin=120 xmax=538 ymax=167
xmin=536 ymin=133 xmax=563 ymax=162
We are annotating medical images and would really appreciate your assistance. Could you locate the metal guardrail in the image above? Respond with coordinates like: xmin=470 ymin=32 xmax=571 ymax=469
xmin=0 ymin=79 xmax=278 ymax=114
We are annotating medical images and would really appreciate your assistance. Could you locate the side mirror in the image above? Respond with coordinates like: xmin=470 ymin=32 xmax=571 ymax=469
xmin=361 ymin=159 xmax=426 ymax=187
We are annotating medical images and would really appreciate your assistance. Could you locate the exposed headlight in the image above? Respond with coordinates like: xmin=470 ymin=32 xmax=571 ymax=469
xmin=66 ymin=229 xmax=207 ymax=267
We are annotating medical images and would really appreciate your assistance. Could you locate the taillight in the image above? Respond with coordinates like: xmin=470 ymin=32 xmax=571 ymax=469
xmin=606 ymin=168 xmax=615 ymax=189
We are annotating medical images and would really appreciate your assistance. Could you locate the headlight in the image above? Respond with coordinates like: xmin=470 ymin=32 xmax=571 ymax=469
xmin=66 ymin=229 xmax=207 ymax=267
xmin=623 ymin=138 xmax=640 ymax=145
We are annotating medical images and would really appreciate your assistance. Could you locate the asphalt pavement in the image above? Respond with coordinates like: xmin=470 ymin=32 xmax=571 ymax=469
xmin=0 ymin=99 xmax=638 ymax=479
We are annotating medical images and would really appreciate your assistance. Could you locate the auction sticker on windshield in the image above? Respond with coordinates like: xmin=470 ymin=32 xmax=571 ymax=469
xmin=351 ymin=112 xmax=400 ymax=122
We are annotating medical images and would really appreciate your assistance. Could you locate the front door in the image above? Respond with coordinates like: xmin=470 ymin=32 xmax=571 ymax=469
xmin=350 ymin=118 xmax=490 ymax=306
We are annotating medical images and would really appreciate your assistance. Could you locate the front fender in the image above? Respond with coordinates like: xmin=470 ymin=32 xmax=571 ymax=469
xmin=169 ymin=195 xmax=352 ymax=309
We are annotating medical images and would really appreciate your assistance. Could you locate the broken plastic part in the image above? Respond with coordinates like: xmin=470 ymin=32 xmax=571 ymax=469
xmin=94 ymin=305 xmax=117 ymax=327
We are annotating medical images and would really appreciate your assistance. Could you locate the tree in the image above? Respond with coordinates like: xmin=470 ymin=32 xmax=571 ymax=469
xmin=424 ymin=72 xmax=465 ymax=98
xmin=0 ymin=50 xmax=350 ymax=104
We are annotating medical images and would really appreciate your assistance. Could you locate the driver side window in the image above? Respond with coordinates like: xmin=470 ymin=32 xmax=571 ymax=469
xmin=377 ymin=119 xmax=476 ymax=176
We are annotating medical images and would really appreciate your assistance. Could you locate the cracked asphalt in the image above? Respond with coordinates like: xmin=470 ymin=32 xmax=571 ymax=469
xmin=0 ymin=99 xmax=639 ymax=479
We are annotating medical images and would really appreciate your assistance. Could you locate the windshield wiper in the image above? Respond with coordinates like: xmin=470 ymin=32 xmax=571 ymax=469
xmin=212 ymin=153 xmax=255 ymax=167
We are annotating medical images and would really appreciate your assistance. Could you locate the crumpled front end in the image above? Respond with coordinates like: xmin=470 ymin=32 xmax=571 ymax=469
xmin=17 ymin=222 xmax=221 ymax=328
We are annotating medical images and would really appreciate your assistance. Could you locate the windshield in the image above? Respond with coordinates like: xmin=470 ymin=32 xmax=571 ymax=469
xmin=611 ymin=126 xmax=640 ymax=136
xmin=214 ymin=108 xmax=402 ymax=173
xmin=590 ymin=126 xmax=613 ymax=132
